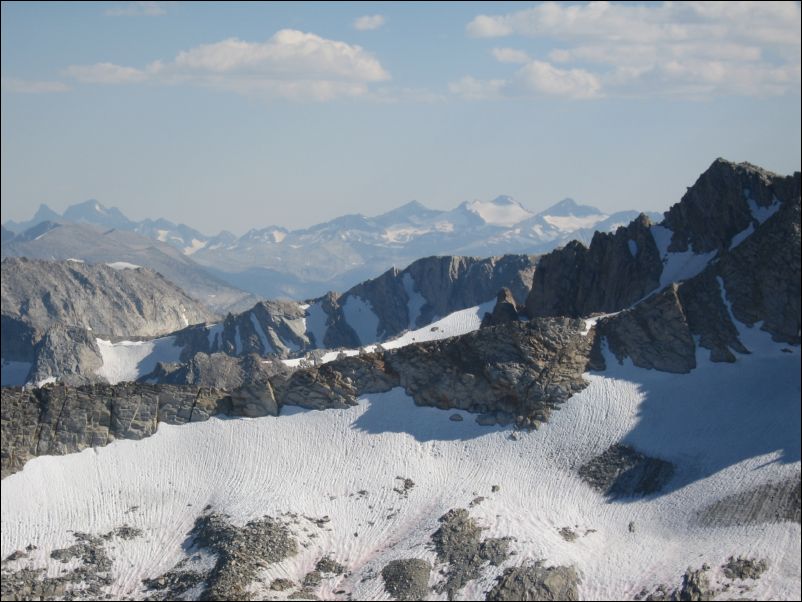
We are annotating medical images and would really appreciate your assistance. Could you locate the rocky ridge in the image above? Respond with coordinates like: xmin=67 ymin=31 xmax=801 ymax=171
xmin=1 ymin=257 xmax=217 ymax=382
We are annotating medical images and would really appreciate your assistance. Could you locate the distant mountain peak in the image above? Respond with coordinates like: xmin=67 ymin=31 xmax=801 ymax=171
xmin=462 ymin=196 xmax=533 ymax=227
xmin=540 ymin=198 xmax=603 ymax=217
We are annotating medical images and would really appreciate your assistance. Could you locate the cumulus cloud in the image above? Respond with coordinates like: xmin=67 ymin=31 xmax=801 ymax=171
xmin=104 ymin=1 xmax=166 ymax=17
xmin=64 ymin=30 xmax=389 ymax=101
xmin=515 ymin=61 xmax=601 ymax=99
xmin=464 ymin=1 xmax=801 ymax=98
xmin=1 ymin=78 xmax=70 ymax=93
xmin=353 ymin=14 xmax=386 ymax=31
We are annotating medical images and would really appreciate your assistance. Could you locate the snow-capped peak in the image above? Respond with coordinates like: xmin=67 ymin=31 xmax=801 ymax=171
xmin=463 ymin=196 xmax=533 ymax=227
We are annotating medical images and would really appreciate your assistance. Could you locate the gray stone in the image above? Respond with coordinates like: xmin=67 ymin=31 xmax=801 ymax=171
xmin=431 ymin=508 xmax=512 ymax=598
xmin=578 ymin=444 xmax=675 ymax=498
xmin=485 ymin=562 xmax=580 ymax=601
xmin=381 ymin=558 xmax=431 ymax=601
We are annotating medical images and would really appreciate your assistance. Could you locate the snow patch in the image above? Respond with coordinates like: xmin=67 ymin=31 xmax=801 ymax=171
xmin=234 ymin=326 xmax=243 ymax=355
xmin=729 ymin=223 xmax=755 ymax=250
xmin=249 ymin=314 xmax=274 ymax=355
xmin=206 ymin=323 xmax=223 ymax=351
xmin=651 ymin=225 xmax=717 ymax=289
xmin=342 ymin=295 xmax=380 ymax=345
xmin=95 ymin=337 xmax=182 ymax=384
xmin=628 ymin=239 xmax=638 ymax=257
xmin=305 ymin=301 xmax=328 ymax=348
xmin=402 ymin=273 xmax=426 ymax=329
xmin=182 ymin=239 xmax=207 ymax=255
xmin=65 ymin=258 xmax=85 ymax=264
xmin=748 ymin=197 xmax=781 ymax=224
xmin=106 ymin=262 xmax=140 ymax=270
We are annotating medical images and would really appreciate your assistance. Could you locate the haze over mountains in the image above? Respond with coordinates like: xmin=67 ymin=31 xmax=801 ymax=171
xmin=3 ymin=196 xmax=659 ymax=301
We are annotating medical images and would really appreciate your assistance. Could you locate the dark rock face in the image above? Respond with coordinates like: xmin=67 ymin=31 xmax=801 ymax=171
xmin=485 ymin=562 xmax=580 ymax=602
xmin=598 ymin=190 xmax=801 ymax=368
xmin=481 ymin=288 xmax=520 ymax=328
xmin=381 ymin=559 xmax=431 ymax=601
xmin=431 ymin=508 xmax=512 ymax=599
xmin=716 ymin=193 xmax=801 ymax=345
xmin=578 ymin=444 xmax=676 ymax=498
xmin=662 ymin=158 xmax=798 ymax=254
xmin=525 ymin=214 xmax=662 ymax=318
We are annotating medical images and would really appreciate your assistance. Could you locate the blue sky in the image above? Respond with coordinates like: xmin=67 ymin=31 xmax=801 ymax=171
xmin=2 ymin=1 xmax=800 ymax=234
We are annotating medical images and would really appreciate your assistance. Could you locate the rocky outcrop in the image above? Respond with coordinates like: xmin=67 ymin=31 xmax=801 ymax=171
xmin=387 ymin=318 xmax=596 ymax=425
xmin=598 ymin=285 xmax=697 ymax=373
xmin=26 ymin=326 xmax=105 ymax=386
xmin=381 ymin=559 xmax=431 ymax=601
xmin=481 ymin=288 xmax=520 ymax=328
xmin=1 ymin=257 xmax=217 ymax=363
xmin=526 ymin=213 xmax=662 ymax=318
xmin=578 ymin=444 xmax=676 ymax=498
xmin=148 ymin=352 xmax=288 ymax=390
xmin=486 ymin=562 xmax=580 ymax=601
xmin=1 ymin=384 xmax=230 ymax=478
xmin=431 ymin=508 xmax=512 ymax=598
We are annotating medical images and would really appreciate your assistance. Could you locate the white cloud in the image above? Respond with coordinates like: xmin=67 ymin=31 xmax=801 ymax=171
xmin=64 ymin=62 xmax=148 ymax=84
xmin=515 ymin=61 xmax=601 ymax=99
xmin=104 ymin=1 xmax=166 ymax=17
xmin=64 ymin=30 xmax=390 ymax=101
xmin=1 ymin=78 xmax=70 ymax=93
xmin=450 ymin=60 xmax=600 ymax=101
xmin=491 ymin=48 xmax=530 ymax=64
xmin=465 ymin=1 xmax=801 ymax=98
xmin=353 ymin=14 xmax=386 ymax=31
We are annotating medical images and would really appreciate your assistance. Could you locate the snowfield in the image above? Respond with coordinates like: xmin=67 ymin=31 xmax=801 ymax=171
xmin=2 ymin=319 xmax=799 ymax=600
xmin=96 ymin=336 xmax=183 ymax=385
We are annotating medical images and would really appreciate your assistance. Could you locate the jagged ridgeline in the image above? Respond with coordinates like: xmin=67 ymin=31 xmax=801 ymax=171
xmin=1 ymin=158 xmax=799 ymax=476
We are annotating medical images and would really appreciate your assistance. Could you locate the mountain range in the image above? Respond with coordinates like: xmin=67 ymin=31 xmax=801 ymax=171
xmin=3 ymin=196 xmax=659 ymax=300
xmin=1 ymin=158 xmax=799 ymax=601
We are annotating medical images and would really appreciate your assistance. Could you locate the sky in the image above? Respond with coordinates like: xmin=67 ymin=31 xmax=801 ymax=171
xmin=2 ymin=1 xmax=800 ymax=234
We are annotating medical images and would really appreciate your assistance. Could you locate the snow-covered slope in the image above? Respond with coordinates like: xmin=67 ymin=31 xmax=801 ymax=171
xmin=2 ymin=320 xmax=799 ymax=600
xmin=283 ymin=301 xmax=495 ymax=368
